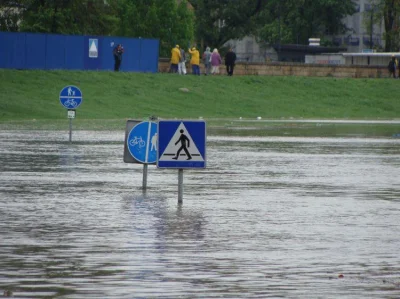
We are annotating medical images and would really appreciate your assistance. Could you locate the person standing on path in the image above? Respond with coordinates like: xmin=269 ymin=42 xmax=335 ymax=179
xmin=113 ymin=44 xmax=124 ymax=72
xmin=388 ymin=55 xmax=397 ymax=78
xmin=178 ymin=47 xmax=187 ymax=75
xmin=172 ymin=129 xmax=192 ymax=160
xmin=225 ymin=48 xmax=237 ymax=76
xmin=203 ymin=47 xmax=212 ymax=75
xmin=170 ymin=45 xmax=181 ymax=73
xmin=188 ymin=47 xmax=200 ymax=75
xmin=211 ymin=48 xmax=222 ymax=75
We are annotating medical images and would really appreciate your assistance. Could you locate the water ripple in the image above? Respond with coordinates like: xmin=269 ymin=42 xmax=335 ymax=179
xmin=0 ymin=131 xmax=399 ymax=298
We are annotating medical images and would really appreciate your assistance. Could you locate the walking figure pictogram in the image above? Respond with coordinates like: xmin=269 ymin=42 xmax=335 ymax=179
xmin=67 ymin=87 xmax=75 ymax=96
xmin=172 ymin=129 xmax=192 ymax=160
xmin=151 ymin=133 xmax=157 ymax=151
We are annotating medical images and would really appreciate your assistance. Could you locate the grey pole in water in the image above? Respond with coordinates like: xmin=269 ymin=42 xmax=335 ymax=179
xmin=178 ymin=169 xmax=183 ymax=204
xmin=142 ymin=164 xmax=148 ymax=189
xmin=69 ymin=118 xmax=72 ymax=143
xmin=141 ymin=118 xmax=153 ymax=190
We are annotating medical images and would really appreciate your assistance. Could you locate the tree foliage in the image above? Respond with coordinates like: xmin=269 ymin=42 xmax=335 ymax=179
xmin=187 ymin=0 xmax=356 ymax=49
xmin=362 ymin=0 xmax=384 ymax=50
xmin=0 ymin=0 xmax=194 ymax=57
xmin=0 ymin=0 xmax=119 ymax=35
xmin=381 ymin=0 xmax=400 ymax=51
xmin=2 ymin=0 xmax=399 ymax=56
xmin=187 ymin=0 xmax=263 ymax=49
xmin=361 ymin=0 xmax=400 ymax=52
xmin=0 ymin=0 xmax=27 ymax=31
xmin=115 ymin=0 xmax=194 ymax=57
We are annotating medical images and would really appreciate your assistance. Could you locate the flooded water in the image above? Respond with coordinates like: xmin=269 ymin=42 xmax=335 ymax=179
xmin=0 ymin=130 xmax=399 ymax=298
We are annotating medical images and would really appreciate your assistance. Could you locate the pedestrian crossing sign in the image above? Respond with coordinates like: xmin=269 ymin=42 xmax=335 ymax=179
xmin=89 ymin=39 xmax=98 ymax=58
xmin=157 ymin=120 xmax=206 ymax=169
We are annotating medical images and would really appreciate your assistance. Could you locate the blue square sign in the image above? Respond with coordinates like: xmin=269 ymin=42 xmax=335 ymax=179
xmin=157 ymin=120 xmax=206 ymax=169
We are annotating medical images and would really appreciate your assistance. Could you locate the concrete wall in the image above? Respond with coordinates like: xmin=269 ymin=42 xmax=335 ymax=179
xmin=159 ymin=59 xmax=390 ymax=78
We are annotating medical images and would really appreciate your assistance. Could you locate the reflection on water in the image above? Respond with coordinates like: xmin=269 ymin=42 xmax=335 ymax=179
xmin=0 ymin=130 xmax=399 ymax=298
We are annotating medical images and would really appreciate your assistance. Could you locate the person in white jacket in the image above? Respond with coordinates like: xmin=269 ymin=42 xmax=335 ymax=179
xmin=178 ymin=48 xmax=187 ymax=75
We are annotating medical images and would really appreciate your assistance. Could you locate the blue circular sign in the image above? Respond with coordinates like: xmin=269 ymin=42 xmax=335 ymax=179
xmin=127 ymin=121 xmax=158 ymax=164
xmin=59 ymin=85 xmax=83 ymax=109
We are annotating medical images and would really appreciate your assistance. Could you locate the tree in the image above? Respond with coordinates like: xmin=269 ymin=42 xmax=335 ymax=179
xmin=381 ymin=0 xmax=400 ymax=51
xmin=362 ymin=0 xmax=384 ymax=50
xmin=188 ymin=0 xmax=356 ymax=49
xmin=176 ymin=0 xmax=195 ymax=49
xmin=0 ymin=0 xmax=28 ymax=31
xmin=116 ymin=0 xmax=194 ymax=57
xmin=0 ymin=0 xmax=119 ymax=35
xmin=255 ymin=0 xmax=357 ymax=46
xmin=187 ymin=0 xmax=264 ymax=49
xmin=362 ymin=0 xmax=400 ymax=52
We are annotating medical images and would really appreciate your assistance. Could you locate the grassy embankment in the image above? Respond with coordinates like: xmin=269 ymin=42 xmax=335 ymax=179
xmin=0 ymin=69 xmax=399 ymax=135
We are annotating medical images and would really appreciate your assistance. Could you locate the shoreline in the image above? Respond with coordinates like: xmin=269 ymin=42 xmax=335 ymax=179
xmin=1 ymin=118 xmax=399 ymax=138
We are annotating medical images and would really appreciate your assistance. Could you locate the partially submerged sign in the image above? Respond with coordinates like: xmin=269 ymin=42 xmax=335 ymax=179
xmin=157 ymin=120 xmax=206 ymax=169
xmin=124 ymin=120 xmax=158 ymax=164
xmin=59 ymin=85 xmax=82 ymax=143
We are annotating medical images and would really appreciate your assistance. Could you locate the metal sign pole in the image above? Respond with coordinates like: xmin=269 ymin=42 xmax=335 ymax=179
xmin=69 ymin=118 xmax=72 ymax=143
xmin=178 ymin=169 xmax=183 ymax=204
xmin=157 ymin=120 xmax=206 ymax=204
xmin=142 ymin=164 xmax=148 ymax=189
xmin=60 ymin=86 xmax=82 ymax=143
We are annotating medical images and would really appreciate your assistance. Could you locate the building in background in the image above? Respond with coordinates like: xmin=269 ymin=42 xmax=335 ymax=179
xmin=224 ymin=36 xmax=269 ymax=63
xmin=225 ymin=0 xmax=385 ymax=63
xmin=330 ymin=0 xmax=384 ymax=52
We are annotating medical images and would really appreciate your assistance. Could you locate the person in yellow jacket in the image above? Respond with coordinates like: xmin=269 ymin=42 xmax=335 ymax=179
xmin=188 ymin=47 xmax=200 ymax=75
xmin=170 ymin=45 xmax=181 ymax=73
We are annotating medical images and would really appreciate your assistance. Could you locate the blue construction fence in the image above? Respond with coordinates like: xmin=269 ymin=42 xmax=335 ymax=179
xmin=0 ymin=31 xmax=159 ymax=72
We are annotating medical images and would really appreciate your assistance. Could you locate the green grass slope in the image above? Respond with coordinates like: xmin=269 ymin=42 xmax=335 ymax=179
xmin=1 ymin=69 xmax=399 ymax=124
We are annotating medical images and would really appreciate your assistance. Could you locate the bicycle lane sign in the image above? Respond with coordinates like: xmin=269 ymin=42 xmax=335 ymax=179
xmin=127 ymin=121 xmax=157 ymax=164
xmin=59 ymin=85 xmax=83 ymax=109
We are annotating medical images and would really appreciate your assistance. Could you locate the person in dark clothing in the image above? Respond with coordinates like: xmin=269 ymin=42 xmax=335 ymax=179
xmin=113 ymin=44 xmax=124 ymax=71
xmin=388 ymin=55 xmax=397 ymax=78
xmin=225 ymin=48 xmax=237 ymax=76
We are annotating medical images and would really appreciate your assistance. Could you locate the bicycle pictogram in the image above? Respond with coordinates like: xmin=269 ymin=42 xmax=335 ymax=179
xmin=129 ymin=136 xmax=145 ymax=148
xmin=64 ymin=98 xmax=78 ymax=108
